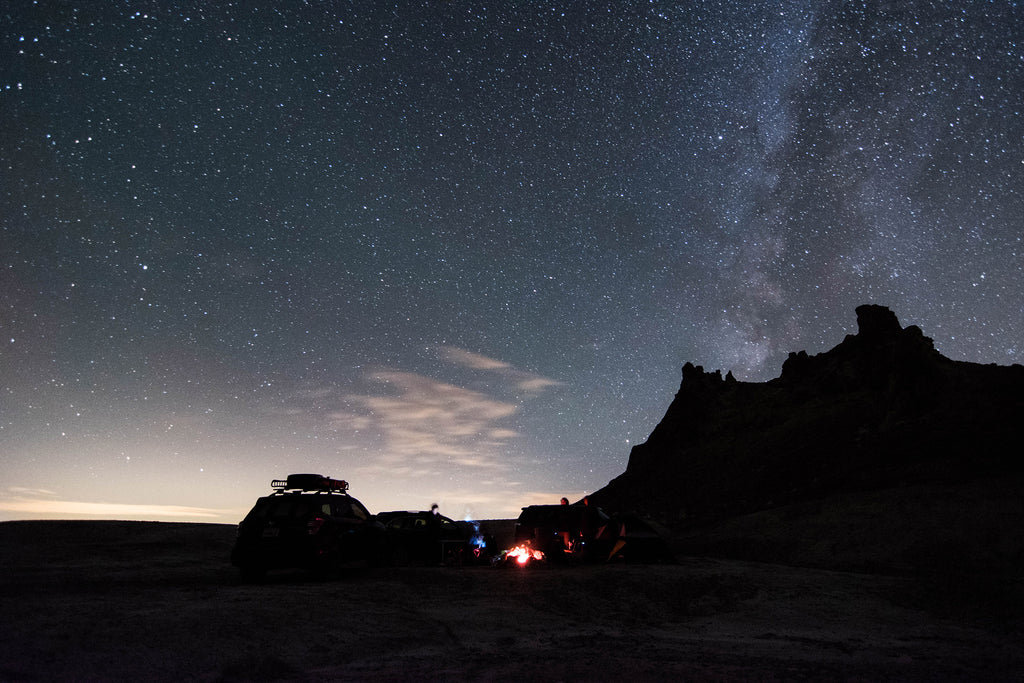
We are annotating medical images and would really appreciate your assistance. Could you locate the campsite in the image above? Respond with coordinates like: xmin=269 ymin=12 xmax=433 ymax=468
xmin=2 ymin=519 xmax=1022 ymax=681
xmin=3 ymin=310 xmax=1023 ymax=679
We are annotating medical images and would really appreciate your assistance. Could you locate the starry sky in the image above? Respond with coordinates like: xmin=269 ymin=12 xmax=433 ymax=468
xmin=2 ymin=1 xmax=1021 ymax=523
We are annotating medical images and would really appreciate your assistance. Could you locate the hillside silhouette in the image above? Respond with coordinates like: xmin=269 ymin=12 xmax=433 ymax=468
xmin=591 ymin=305 xmax=1024 ymax=573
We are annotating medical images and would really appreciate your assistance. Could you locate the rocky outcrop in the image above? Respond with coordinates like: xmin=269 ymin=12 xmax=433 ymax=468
xmin=590 ymin=305 xmax=1024 ymax=530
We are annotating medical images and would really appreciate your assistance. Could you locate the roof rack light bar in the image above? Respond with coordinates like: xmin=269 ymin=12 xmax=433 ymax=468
xmin=271 ymin=473 xmax=349 ymax=492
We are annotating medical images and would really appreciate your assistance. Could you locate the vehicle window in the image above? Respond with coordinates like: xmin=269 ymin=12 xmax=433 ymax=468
xmin=321 ymin=503 xmax=332 ymax=516
xmin=247 ymin=498 xmax=274 ymax=519
xmin=327 ymin=499 xmax=368 ymax=520
xmin=398 ymin=517 xmax=422 ymax=530
xmin=519 ymin=508 xmax=556 ymax=525
xmin=266 ymin=500 xmax=297 ymax=519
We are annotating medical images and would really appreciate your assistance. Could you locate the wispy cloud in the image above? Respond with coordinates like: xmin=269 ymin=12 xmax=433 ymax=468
xmin=440 ymin=347 xmax=511 ymax=371
xmin=8 ymin=486 xmax=59 ymax=498
xmin=283 ymin=347 xmax=563 ymax=480
xmin=439 ymin=345 xmax=564 ymax=394
xmin=331 ymin=371 xmax=518 ymax=469
xmin=0 ymin=497 xmax=232 ymax=519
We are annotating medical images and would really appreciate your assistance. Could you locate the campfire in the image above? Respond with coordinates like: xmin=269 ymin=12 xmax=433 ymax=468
xmin=502 ymin=544 xmax=545 ymax=566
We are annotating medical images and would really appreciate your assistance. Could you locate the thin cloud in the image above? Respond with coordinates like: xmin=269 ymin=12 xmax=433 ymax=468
xmin=303 ymin=349 xmax=564 ymax=484
xmin=439 ymin=345 xmax=564 ymax=394
xmin=7 ymin=486 xmax=59 ymax=497
xmin=514 ymin=376 xmax=563 ymax=393
xmin=0 ymin=498 xmax=232 ymax=519
xmin=440 ymin=346 xmax=511 ymax=371
xmin=328 ymin=371 xmax=519 ymax=474
xmin=285 ymin=348 xmax=562 ymax=430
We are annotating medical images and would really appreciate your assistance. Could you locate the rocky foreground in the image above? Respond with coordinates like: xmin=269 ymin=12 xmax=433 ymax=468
xmin=1 ymin=520 xmax=1021 ymax=681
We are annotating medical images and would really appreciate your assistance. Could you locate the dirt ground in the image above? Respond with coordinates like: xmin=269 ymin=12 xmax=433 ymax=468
xmin=1 ymin=520 xmax=1022 ymax=681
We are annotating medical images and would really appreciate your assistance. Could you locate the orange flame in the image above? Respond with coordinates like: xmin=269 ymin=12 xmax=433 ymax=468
xmin=505 ymin=544 xmax=545 ymax=565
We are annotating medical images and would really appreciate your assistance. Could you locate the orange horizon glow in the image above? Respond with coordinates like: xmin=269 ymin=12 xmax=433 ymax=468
xmin=0 ymin=499 xmax=237 ymax=521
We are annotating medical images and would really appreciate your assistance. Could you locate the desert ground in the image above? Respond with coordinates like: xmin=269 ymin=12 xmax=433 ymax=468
xmin=1 ymin=520 xmax=1022 ymax=681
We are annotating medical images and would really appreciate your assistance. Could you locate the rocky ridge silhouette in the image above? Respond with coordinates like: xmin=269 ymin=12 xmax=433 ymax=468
xmin=590 ymin=305 xmax=1024 ymax=571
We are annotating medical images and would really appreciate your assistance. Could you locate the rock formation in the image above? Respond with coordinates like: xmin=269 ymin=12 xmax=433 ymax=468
xmin=590 ymin=305 xmax=1024 ymax=533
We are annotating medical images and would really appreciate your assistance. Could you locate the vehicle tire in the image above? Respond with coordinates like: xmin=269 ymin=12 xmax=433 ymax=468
xmin=390 ymin=545 xmax=410 ymax=567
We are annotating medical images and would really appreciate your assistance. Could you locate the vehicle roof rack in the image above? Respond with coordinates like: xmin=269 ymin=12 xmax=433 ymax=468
xmin=271 ymin=473 xmax=349 ymax=493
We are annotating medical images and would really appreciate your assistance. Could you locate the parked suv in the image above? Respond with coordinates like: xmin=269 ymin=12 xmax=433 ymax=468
xmin=230 ymin=474 xmax=385 ymax=579
xmin=513 ymin=503 xmax=613 ymax=562
xmin=376 ymin=510 xmax=492 ymax=565
xmin=513 ymin=503 xmax=674 ymax=564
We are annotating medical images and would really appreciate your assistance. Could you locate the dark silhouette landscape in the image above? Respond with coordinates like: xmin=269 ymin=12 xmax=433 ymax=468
xmin=1 ymin=305 xmax=1022 ymax=680
xmin=593 ymin=304 xmax=1024 ymax=576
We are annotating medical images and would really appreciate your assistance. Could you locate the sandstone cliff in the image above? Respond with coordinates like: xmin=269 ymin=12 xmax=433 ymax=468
xmin=590 ymin=305 xmax=1024 ymax=571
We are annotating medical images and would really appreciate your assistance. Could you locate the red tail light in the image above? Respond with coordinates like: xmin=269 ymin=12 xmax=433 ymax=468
xmin=307 ymin=517 xmax=326 ymax=535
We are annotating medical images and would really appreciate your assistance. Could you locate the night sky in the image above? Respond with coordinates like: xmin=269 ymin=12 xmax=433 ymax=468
xmin=2 ymin=1 xmax=1021 ymax=523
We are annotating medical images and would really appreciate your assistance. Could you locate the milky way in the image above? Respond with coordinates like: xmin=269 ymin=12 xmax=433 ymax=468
xmin=2 ymin=1 xmax=1021 ymax=521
